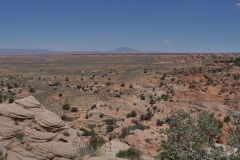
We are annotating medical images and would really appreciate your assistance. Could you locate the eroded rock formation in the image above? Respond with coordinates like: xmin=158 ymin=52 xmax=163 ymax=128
xmin=0 ymin=96 xmax=81 ymax=160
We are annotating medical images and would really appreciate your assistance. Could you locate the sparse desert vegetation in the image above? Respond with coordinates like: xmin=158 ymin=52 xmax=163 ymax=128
xmin=0 ymin=54 xmax=240 ymax=159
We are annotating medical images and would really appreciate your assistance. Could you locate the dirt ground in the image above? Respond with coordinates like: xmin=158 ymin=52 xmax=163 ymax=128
xmin=0 ymin=53 xmax=239 ymax=156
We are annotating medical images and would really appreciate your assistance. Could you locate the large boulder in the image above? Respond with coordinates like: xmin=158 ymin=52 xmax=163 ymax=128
xmin=0 ymin=96 xmax=82 ymax=160
xmin=35 ymin=110 xmax=65 ymax=132
xmin=14 ymin=96 xmax=42 ymax=109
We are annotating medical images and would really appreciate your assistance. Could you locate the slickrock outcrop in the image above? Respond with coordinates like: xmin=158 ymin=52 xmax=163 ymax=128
xmin=0 ymin=96 xmax=82 ymax=160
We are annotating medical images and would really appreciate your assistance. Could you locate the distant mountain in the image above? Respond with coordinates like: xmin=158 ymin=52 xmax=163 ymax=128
xmin=112 ymin=47 xmax=139 ymax=53
xmin=0 ymin=48 xmax=50 ymax=54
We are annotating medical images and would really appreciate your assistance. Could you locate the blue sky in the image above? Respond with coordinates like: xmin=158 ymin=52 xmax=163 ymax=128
xmin=0 ymin=0 xmax=240 ymax=52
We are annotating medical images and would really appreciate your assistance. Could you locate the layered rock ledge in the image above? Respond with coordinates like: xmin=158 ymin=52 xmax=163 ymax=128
xmin=0 ymin=96 xmax=81 ymax=160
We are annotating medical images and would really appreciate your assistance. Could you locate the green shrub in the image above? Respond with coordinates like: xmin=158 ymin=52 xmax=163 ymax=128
xmin=7 ymin=83 xmax=13 ymax=89
xmin=121 ymin=123 xmax=149 ymax=138
xmin=80 ymin=128 xmax=95 ymax=137
xmin=160 ymin=94 xmax=169 ymax=101
xmin=115 ymin=94 xmax=121 ymax=98
xmin=149 ymin=98 xmax=155 ymax=105
xmin=157 ymin=111 xmax=225 ymax=160
xmin=126 ymin=111 xmax=137 ymax=118
xmin=116 ymin=147 xmax=142 ymax=160
xmin=140 ymin=94 xmax=145 ymax=100
xmin=63 ymin=131 xmax=70 ymax=136
xmin=224 ymin=115 xmax=231 ymax=123
xmin=8 ymin=98 xmax=14 ymax=103
xmin=143 ymin=69 xmax=147 ymax=73
xmin=159 ymin=82 xmax=164 ymax=88
xmin=71 ymin=107 xmax=78 ymax=112
xmin=61 ymin=114 xmax=73 ymax=121
xmin=105 ymin=119 xmax=117 ymax=132
xmin=62 ymin=104 xmax=70 ymax=110
xmin=129 ymin=84 xmax=133 ymax=89
xmin=15 ymin=132 xmax=24 ymax=140
xmin=228 ymin=127 xmax=240 ymax=149
xmin=106 ymin=125 xmax=115 ymax=132
xmin=120 ymin=83 xmax=125 ymax=87
xmin=140 ymin=111 xmax=154 ymax=121
xmin=91 ymin=104 xmax=97 ymax=110
xmin=156 ymin=119 xmax=164 ymax=126
xmin=233 ymin=57 xmax=240 ymax=66
xmin=89 ymin=136 xmax=105 ymax=151
xmin=29 ymin=87 xmax=36 ymax=93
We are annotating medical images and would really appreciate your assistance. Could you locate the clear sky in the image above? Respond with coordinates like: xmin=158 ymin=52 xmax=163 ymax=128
xmin=0 ymin=0 xmax=240 ymax=52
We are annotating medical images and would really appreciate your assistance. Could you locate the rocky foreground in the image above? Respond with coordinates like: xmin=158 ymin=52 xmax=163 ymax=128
xmin=0 ymin=96 xmax=80 ymax=160
xmin=0 ymin=96 xmax=153 ymax=160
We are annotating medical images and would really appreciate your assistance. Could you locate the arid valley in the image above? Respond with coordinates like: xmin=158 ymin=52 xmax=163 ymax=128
xmin=0 ymin=53 xmax=240 ymax=160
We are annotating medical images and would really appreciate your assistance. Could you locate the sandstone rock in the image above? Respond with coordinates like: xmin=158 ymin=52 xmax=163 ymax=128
xmin=0 ymin=116 xmax=23 ymax=139
xmin=24 ymin=127 xmax=57 ymax=143
xmin=0 ymin=103 xmax=34 ymax=119
xmin=0 ymin=96 xmax=82 ymax=160
xmin=35 ymin=110 xmax=65 ymax=131
xmin=14 ymin=96 xmax=42 ymax=109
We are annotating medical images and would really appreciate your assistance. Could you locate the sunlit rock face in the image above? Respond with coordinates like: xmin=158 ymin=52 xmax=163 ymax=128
xmin=0 ymin=96 xmax=81 ymax=160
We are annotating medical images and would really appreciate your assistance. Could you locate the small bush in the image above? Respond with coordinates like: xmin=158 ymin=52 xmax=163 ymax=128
xmin=105 ymin=119 xmax=117 ymax=132
xmin=99 ymin=113 xmax=104 ymax=118
xmin=29 ymin=87 xmax=36 ymax=93
xmin=149 ymin=98 xmax=155 ymax=105
xmin=121 ymin=123 xmax=149 ymax=138
xmin=126 ymin=111 xmax=137 ymax=118
xmin=120 ymin=83 xmax=125 ymax=87
xmin=62 ymin=104 xmax=70 ymax=110
xmin=15 ymin=132 xmax=24 ymax=140
xmin=116 ymin=147 xmax=142 ymax=160
xmin=224 ymin=115 xmax=231 ymax=123
xmin=61 ymin=114 xmax=73 ymax=121
xmin=91 ymin=104 xmax=97 ymax=110
xmin=8 ymin=98 xmax=14 ymax=103
xmin=156 ymin=119 xmax=164 ymax=126
xmin=140 ymin=111 xmax=154 ymax=121
xmin=89 ymin=136 xmax=105 ymax=151
xmin=63 ymin=131 xmax=70 ymax=136
xmin=129 ymin=84 xmax=133 ymax=89
xmin=7 ymin=84 xmax=13 ymax=89
xmin=71 ymin=107 xmax=79 ymax=112
xmin=115 ymin=94 xmax=121 ymax=98
xmin=106 ymin=82 xmax=112 ymax=86
xmin=106 ymin=124 xmax=115 ymax=132
xmin=140 ymin=94 xmax=145 ymax=100
xmin=233 ymin=57 xmax=240 ymax=66
xmin=160 ymin=94 xmax=169 ymax=101
xmin=80 ymin=128 xmax=95 ymax=137
xmin=143 ymin=69 xmax=148 ymax=73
